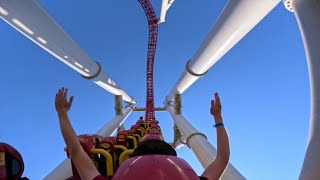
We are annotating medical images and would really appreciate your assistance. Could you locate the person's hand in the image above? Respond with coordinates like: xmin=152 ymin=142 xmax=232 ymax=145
xmin=210 ymin=92 xmax=222 ymax=119
xmin=55 ymin=87 xmax=74 ymax=116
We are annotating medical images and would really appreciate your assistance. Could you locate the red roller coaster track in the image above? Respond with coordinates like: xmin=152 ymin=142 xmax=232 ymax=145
xmin=138 ymin=0 xmax=158 ymax=121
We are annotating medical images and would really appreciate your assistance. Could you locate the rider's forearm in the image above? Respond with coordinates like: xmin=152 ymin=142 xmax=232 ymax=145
xmin=214 ymin=115 xmax=230 ymax=163
xmin=58 ymin=112 xmax=82 ymax=156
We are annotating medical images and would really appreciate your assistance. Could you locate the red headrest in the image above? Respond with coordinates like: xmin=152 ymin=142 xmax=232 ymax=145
xmin=118 ymin=130 xmax=128 ymax=135
xmin=142 ymin=134 xmax=163 ymax=141
xmin=136 ymin=119 xmax=144 ymax=124
xmin=127 ymin=130 xmax=134 ymax=135
xmin=101 ymin=136 xmax=116 ymax=143
xmin=0 ymin=143 xmax=24 ymax=180
xmin=117 ymin=131 xmax=128 ymax=147
xmin=100 ymin=137 xmax=116 ymax=150
xmin=151 ymin=123 xmax=158 ymax=128
xmin=77 ymin=134 xmax=99 ymax=154
xmin=112 ymin=155 xmax=199 ymax=180
xmin=131 ymin=125 xmax=139 ymax=129
xmin=148 ymin=129 xmax=160 ymax=135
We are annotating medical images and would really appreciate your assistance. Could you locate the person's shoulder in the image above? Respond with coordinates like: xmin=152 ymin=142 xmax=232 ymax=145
xmin=93 ymin=175 xmax=107 ymax=180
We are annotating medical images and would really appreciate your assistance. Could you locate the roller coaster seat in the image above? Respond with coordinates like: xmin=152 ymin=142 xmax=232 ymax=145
xmin=151 ymin=123 xmax=158 ymax=128
xmin=149 ymin=129 xmax=160 ymax=135
xmin=0 ymin=143 xmax=25 ymax=180
xmin=130 ymin=125 xmax=140 ymax=133
xmin=136 ymin=119 xmax=144 ymax=124
xmin=130 ymin=125 xmax=144 ymax=142
xmin=113 ymin=155 xmax=199 ymax=180
xmin=68 ymin=135 xmax=101 ymax=180
xmin=140 ymin=122 xmax=147 ymax=129
xmin=116 ymin=130 xmax=136 ymax=149
xmin=77 ymin=134 xmax=101 ymax=154
xmin=116 ymin=130 xmax=128 ymax=147
xmin=128 ymin=130 xmax=142 ymax=143
xmin=142 ymin=134 xmax=163 ymax=141
xmin=100 ymin=137 xmax=116 ymax=151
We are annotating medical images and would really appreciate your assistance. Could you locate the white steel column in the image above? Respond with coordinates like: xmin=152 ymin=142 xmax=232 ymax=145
xmin=167 ymin=106 xmax=246 ymax=180
xmin=96 ymin=104 xmax=136 ymax=137
xmin=159 ymin=0 xmax=168 ymax=23
xmin=167 ymin=0 xmax=175 ymax=10
xmin=283 ymin=0 xmax=320 ymax=179
xmin=44 ymin=104 xmax=135 ymax=180
xmin=166 ymin=0 xmax=281 ymax=101
xmin=159 ymin=0 xmax=175 ymax=23
xmin=0 ymin=0 xmax=135 ymax=103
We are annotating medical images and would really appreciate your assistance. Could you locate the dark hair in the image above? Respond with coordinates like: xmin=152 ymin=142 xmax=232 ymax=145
xmin=139 ymin=116 xmax=143 ymax=119
xmin=132 ymin=139 xmax=177 ymax=157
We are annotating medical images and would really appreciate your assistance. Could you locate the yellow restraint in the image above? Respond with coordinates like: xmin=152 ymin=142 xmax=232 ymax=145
xmin=137 ymin=128 xmax=144 ymax=137
xmin=114 ymin=145 xmax=127 ymax=152
xmin=90 ymin=149 xmax=114 ymax=176
xmin=119 ymin=150 xmax=134 ymax=165
xmin=112 ymin=145 xmax=128 ymax=169
xmin=127 ymin=136 xmax=137 ymax=148
xmin=133 ymin=134 xmax=141 ymax=143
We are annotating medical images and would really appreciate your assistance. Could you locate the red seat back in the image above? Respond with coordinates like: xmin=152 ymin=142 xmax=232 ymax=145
xmin=100 ymin=137 xmax=116 ymax=151
xmin=113 ymin=155 xmax=199 ymax=180
xmin=149 ymin=129 xmax=160 ymax=135
xmin=142 ymin=134 xmax=163 ymax=141
xmin=0 ymin=143 xmax=24 ymax=180
xmin=117 ymin=130 xmax=128 ymax=147
xmin=69 ymin=135 xmax=100 ymax=180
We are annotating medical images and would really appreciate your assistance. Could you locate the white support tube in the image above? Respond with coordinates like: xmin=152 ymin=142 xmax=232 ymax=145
xmin=173 ymin=135 xmax=186 ymax=149
xmin=44 ymin=105 xmax=135 ymax=180
xmin=167 ymin=106 xmax=246 ymax=180
xmin=173 ymin=124 xmax=186 ymax=149
xmin=286 ymin=0 xmax=320 ymax=179
xmin=0 ymin=0 xmax=135 ymax=103
xmin=166 ymin=0 xmax=281 ymax=101
xmin=159 ymin=0 xmax=175 ymax=23
xmin=95 ymin=104 xmax=136 ymax=137
xmin=167 ymin=0 xmax=175 ymax=10
xmin=159 ymin=0 xmax=168 ymax=23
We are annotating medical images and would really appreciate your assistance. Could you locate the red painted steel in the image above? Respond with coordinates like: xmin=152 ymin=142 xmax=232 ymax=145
xmin=138 ymin=0 xmax=158 ymax=121
xmin=112 ymin=155 xmax=199 ymax=180
xmin=0 ymin=143 xmax=25 ymax=180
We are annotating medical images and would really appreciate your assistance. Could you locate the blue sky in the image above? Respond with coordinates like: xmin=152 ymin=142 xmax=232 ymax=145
xmin=0 ymin=1 xmax=309 ymax=179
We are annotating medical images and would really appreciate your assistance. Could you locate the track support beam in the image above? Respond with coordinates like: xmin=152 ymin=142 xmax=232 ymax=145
xmin=282 ymin=0 xmax=320 ymax=179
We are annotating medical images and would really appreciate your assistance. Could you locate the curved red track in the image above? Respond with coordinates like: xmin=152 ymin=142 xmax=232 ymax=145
xmin=138 ymin=0 xmax=158 ymax=121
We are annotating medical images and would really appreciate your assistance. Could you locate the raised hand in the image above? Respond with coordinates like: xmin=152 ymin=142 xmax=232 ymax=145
xmin=55 ymin=87 xmax=74 ymax=115
xmin=210 ymin=92 xmax=222 ymax=118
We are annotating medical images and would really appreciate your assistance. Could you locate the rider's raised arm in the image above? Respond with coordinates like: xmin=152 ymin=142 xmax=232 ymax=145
xmin=201 ymin=93 xmax=230 ymax=180
xmin=55 ymin=88 xmax=101 ymax=180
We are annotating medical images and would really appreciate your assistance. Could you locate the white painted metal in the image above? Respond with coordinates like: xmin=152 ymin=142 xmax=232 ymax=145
xmin=96 ymin=104 xmax=136 ymax=137
xmin=0 ymin=0 xmax=135 ymax=103
xmin=167 ymin=0 xmax=175 ymax=10
xmin=173 ymin=135 xmax=186 ymax=149
xmin=43 ymin=159 xmax=73 ymax=180
xmin=287 ymin=0 xmax=320 ymax=179
xmin=159 ymin=0 xmax=168 ymax=23
xmin=44 ymin=105 xmax=135 ymax=179
xmin=166 ymin=0 xmax=281 ymax=101
xmin=173 ymin=124 xmax=186 ymax=148
xmin=167 ymin=106 xmax=246 ymax=180
xmin=159 ymin=0 xmax=175 ymax=23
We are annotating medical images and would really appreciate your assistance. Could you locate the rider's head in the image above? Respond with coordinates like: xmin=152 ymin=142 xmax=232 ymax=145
xmin=132 ymin=139 xmax=177 ymax=157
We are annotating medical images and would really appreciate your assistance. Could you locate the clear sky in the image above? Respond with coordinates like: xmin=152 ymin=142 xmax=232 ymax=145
xmin=0 ymin=1 xmax=310 ymax=180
